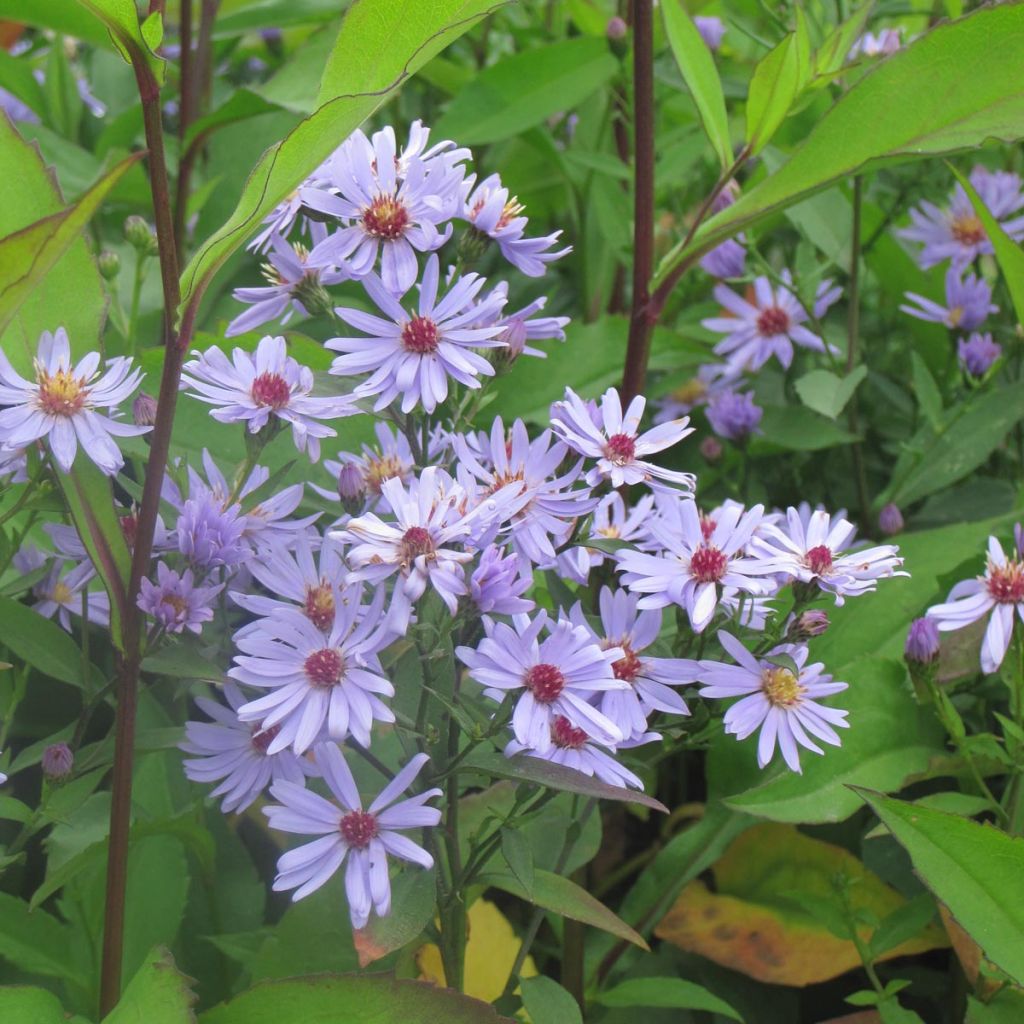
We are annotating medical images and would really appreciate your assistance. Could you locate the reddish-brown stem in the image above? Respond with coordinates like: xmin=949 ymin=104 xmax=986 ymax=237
xmin=174 ymin=0 xmax=195 ymax=264
xmin=620 ymin=0 xmax=655 ymax=405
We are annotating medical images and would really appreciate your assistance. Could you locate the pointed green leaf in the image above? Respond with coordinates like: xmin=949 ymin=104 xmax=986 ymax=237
xmin=104 ymin=947 xmax=196 ymax=1024
xmin=597 ymin=978 xmax=743 ymax=1020
xmin=794 ymin=365 xmax=867 ymax=420
xmin=745 ymin=27 xmax=808 ymax=157
xmin=520 ymin=977 xmax=583 ymax=1024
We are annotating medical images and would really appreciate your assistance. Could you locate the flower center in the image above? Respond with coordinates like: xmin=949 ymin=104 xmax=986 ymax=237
xmin=699 ymin=514 xmax=716 ymax=541
xmin=689 ymin=545 xmax=727 ymax=583
xmin=339 ymin=809 xmax=379 ymax=848
xmin=805 ymin=544 xmax=834 ymax=575
xmin=304 ymin=581 xmax=336 ymax=631
xmin=496 ymin=197 xmax=524 ymax=230
xmin=604 ymin=433 xmax=636 ymax=465
xmin=52 ymin=580 xmax=74 ymax=605
xmin=161 ymin=594 xmax=189 ymax=617
xmin=756 ymin=306 xmax=790 ymax=337
xmin=524 ymin=662 xmax=566 ymax=703
xmin=251 ymin=723 xmax=281 ymax=754
xmin=36 ymin=367 xmax=88 ymax=417
xmin=401 ymin=315 xmax=440 ymax=355
xmin=948 ymin=306 xmax=964 ymax=328
xmin=761 ymin=666 xmax=804 ymax=707
xmin=401 ymin=525 xmax=435 ymax=562
xmin=951 ymin=213 xmax=986 ymax=247
xmin=304 ymin=647 xmax=345 ymax=687
xmin=551 ymin=715 xmax=588 ymax=750
xmin=673 ymin=378 xmax=707 ymax=405
xmin=362 ymin=194 xmax=409 ymax=240
xmin=987 ymin=560 xmax=1024 ymax=604
xmin=610 ymin=642 xmax=643 ymax=684
xmin=251 ymin=371 xmax=292 ymax=410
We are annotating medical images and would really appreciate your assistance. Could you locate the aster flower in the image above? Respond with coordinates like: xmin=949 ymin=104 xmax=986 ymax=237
xmin=926 ymin=533 xmax=1024 ymax=673
xmin=181 ymin=681 xmax=309 ymax=813
xmin=702 ymin=274 xmax=835 ymax=371
xmin=617 ymin=498 xmax=772 ymax=632
xmin=30 ymin=558 xmax=109 ymax=631
xmin=706 ymin=390 xmax=763 ymax=442
xmin=550 ymin=387 xmax=695 ymax=491
xmin=181 ymin=335 xmax=355 ymax=461
xmin=557 ymin=492 xmax=659 ymax=584
xmin=327 ymin=255 xmax=507 ymax=414
xmin=469 ymin=544 xmax=534 ymax=615
xmin=459 ymin=173 xmax=571 ymax=276
xmin=695 ymin=14 xmax=726 ymax=50
xmin=653 ymin=363 xmax=740 ymax=423
xmin=231 ymin=587 xmax=393 ymax=753
xmin=264 ymin=744 xmax=441 ymax=928
xmin=901 ymin=267 xmax=997 ymax=331
xmin=958 ymin=332 xmax=1002 ymax=377
xmin=700 ymin=238 xmax=746 ymax=280
xmin=0 ymin=328 xmax=149 ymax=475
xmin=898 ymin=166 xmax=1024 ymax=270
xmin=848 ymin=28 xmax=901 ymax=59
xmin=456 ymin=610 xmax=628 ymax=752
xmin=138 ymin=562 xmax=223 ymax=634
xmin=698 ymin=632 xmax=849 ymax=773
xmin=751 ymin=507 xmax=906 ymax=605
xmin=313 ymin=422 xmax=417 ymax=509
xmin=0 ymin=445 xmax=28 ymax=482
xmin=489 ymin=289 xmax=571 ymax=362
xmin=814 ymin=279 xmax=843 ymax=319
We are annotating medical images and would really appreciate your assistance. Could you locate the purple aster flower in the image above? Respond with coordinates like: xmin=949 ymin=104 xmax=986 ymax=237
xmin=550 ymin=387 xmax=695 ymax=491
xmin=327 ymin=255 xmax=507 ymax=414
xmin=489 ymin=289 xmax=570 ymax=362
xmin=264 ymin=744 xmax=441 ymax=928
xmin=459 ymin=173 xmax=571 ymax=276
xmin=181 ymin=335 xmax=355 ymax=461
xmin=557 ymin=492 xmax=659 ymax=584
xmin=785 ymin=610 xmax=830 ymax=642
xmin=814 ymin=279 xmax=843 ymax=318
xmin=248 ymin=188 xmax=309 ymax=254
xmin=706 ymin=390 xmax=763 ymax=442
xmin=231 ymin=587 xmax=393 ymax=753
xmin=30 ymin=558 xmax=109 ymax=631
xmin=470 ymin=544 xmax=534 ymax=615
xmin=848 ymin=28 xmax=902 ymax=59
xmin=617 ymin=498 xmax=772 ymax=632
xmin=698 ymin=632 xmax=849 ymax=773
xmin=181 ymin=681 xmax=309 ymax=813
xmin=958 ymin=332 xmax=1002 ymax=377
xmin=700 ymin=238 xmax=746 ymax=279
xmin=926 ymin=533 xmax=1024 ymax=673
xmin=905 ymin=617 xmax=940 ymax=665
xmin=898 ymin=166 xmax=1024 ymax=270
xmin=751 ymin=507 xmax=906 ymax=605
xmin=174 ymin=490 xmax=249 ymax=570
xmin=695 ymin=14 xmax=726 ymax=50
xmin=0 ymin=444 xmax=28 ymax=482
xmin=0 ymin=328 xmax=149 ymax=475
xmin=901 ymin=267 xmax=997 ymax=331
xmin=570 ymin=587 xmax=697 ymax=741
xmin=313 ymin=422 xmax=418 ymax=510
xmin=138 ymin=562 xmax=223 ymax=634
xmin=702 ymin=274 xmax=835 ymax=371
xmin=653 ymin=363 xmax=740 ymax=422
xmin=456 ymin=610 xmax=628 ymax=752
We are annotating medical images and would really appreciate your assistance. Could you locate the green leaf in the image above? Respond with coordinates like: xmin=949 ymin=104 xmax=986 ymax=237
xmin=745 ymin=24 xmax=809 ymax=157
xmin=749 ymin=405 xmax=859 ymax=452
xmin=655 ymin=5 xmax=1024 ymax=287
xmin=180 ymin=0 xmax=506 ymax=318
xmin=74 ymin=0 xmax=164 ymax=79
xmin=661 ymin=0 xmax=732 ymax=170
xmin=812 ymin=1 xmax=875 ymax=80
xmin=857 ymin=791 xmax=1024 ymax=986
xmin=198 ymin=975 xmax=514 ymax=1023
xmin=596 ymin=977 xmax=743 ymax=1020
xmin=794 ymin=365 xmax=868 ymax=420
xmin=481 ymin=869 xmax=649 ymax=950
xmin=520 ymin=976 xmax=582 ymax=1024
xmin=911 ymin=352 xmax=943 ymax=429
xmin=0 ymin=986 xmax=83 ymax=1024
xmin=351 ymin=869 xmax=436 ymax=968
xmin=0 ymin=892 xmax=88 ymax=986
xmin=44 ymin=39 xmax=83 ymax=139
xmin=500 ymin=828 xmax=535 ymax=899
xmin=869 ymin=893 xmax=937 ymax=959
xmin=0 ymin=0 xmax=113 ymax=49
xmin=967 ymin=989 xmax=1024 ymax=1023
xmin=104 ymin=947 xmax=196 ymax=1024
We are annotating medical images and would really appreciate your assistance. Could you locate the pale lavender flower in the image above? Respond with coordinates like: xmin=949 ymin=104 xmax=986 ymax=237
xmin=328 ymin=255 xmax=507 ymax=413
xmin=700 ymin=238 xmax=746 ymax=279
xmin=0 ymin=328 xmax=149 ymax=475
xmin=248 ymin=188 xmax=308 ymax=253
xmin=814 ymin=279 xmax=843 ymax=318
xmin=181 ymin=335 xmax=355 ymax=461
xmin=958 ymin=332 xmax=1002 ymax=377
xmin=470 ymin=544 xmax=533 ymax=615
xmin=901 ymin=267 xmax=997 ymax=330
xmin=695 ymin=14 xmax=726 ymax=50
xmin=264 ymin=744 xmax=441 ymax=928
xmin=550 ymin=387 xmax=695 ymax=491
xmin=848 ymin=29 xmax=902 ymax=59
xmin=698 ymin=632 xmax=849 ymax=773
xmin=313 ymin=422 xmax=416 ymax=509
xmin=31 ymin=559 xmax=109 ymax=631
xmin=175 ymin=491 xmax=249 ymax=570
xmin=926 ymin=534 xmax=1024 ymax=673
xmin=905 ymin=617 xmax=940 ymax=665
xmin=138 ymin=562 xmax=223 ymax=634
xmin=456 ymin=610 xmax=627 ymax=752
xmin=181 ymin=681 xmax=308 ymax=813
xmin=702 ymin=274 xmax=834 ymax=371
xmin=557 ymin=492 xmax=659 ymax=584
xmin=231 ymin=588 xmax=393 ymax=753
xmin=653 ymin=363 xmax=740 ymax=422
xmin=706 ymin=390 xmax=762 ymax=442
xmin=0 ymin=445 xmax=28 ymax=482
xmin=490 ymin=290 xmax=570 ymax=361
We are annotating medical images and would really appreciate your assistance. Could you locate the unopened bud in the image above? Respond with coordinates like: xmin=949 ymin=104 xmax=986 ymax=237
xmin=124 ymin=215 xmax=158 ymax=256
xmin=132 ymin=392 xmax=158 ymax=427
xmin=905 ymin=617 xmax=940 ymax=665
xmin=699 ymin=436 xmax=723 ymax=462
xmin=98 ymin=250 xmax=120 ymax=280
xmin=878 ymin=502 xmax=904 ymax=536
xmin=291 ymin=274 xmax=334 ymax=319
xmin=607 ymin=16 xmax=629 ymax=56
xmin=786 ymin=610 xmax=829 ymax=642
xmin=42 ymin=743 xmax=73 ymax=782
xmin=337 ymin=461 xmax=366 ymax=515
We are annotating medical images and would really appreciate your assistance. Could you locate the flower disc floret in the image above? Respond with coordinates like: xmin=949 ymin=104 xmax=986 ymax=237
xmin=525 ymin=663 xmax=566 ymax=703
xmin=362 ymin=195 xmax=410 ymax=239
xmin=551 ymin=716 xmax=588 ymax=750
xmin=987 ymin=559 xmax=1024 ymax=604
xmin=689 ymin=545 xmax=728 ymax=583
xmin=304 ymin=647 xmax=345 ymax=687
xmin=805 ymin=544 xmax=834 ymax=575
xmin=761 ymin=666 xmax=804 ymax=707
xmin=339 ymin=809 xmax=380 ymax=847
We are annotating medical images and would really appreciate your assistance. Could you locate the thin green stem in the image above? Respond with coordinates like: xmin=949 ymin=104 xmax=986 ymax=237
xmin=845 ymin=176 xmax=872 ymax=529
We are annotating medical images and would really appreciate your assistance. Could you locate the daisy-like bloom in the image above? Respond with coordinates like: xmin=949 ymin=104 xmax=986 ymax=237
xmin=751 ymin=507 xmax=906 ymax=605
xmin=0 ymin=445 xmax=28 ymax=482
xmin=328 ymin=255 xmax=507 ymax=414
xmin=313 ymin=422 xmax=418 ymax=510
xmin=698 ymin=632 xmax=849 ymax=773
xmin=228 ymin=232 xmax=346 ymax=338
xmin=695 ymin=14 xmax=726 ymax=50
xmin=30 ymin=558 xmax=109 ymax=631
xmin=848 ymin=28 xmax=901 ymax=59
xmin=303 ymin=123 xmax=465 ymax=295
xmin=706 ymin=390 xmax=763 ymax=443
xmin=618 ymin=498 xmax=772 ymax=632
xmin=469 ymin=544 xmax=534 ymax=615
xmin=247 ymin=188 xmax=308 ymax=254
xmin=138 ymin=562 xmax=223 ymax=635
xmin=814 ymin=279 xmax=843 ymax=319
xmin=557 ymin=492 xmax=659 ymax=584
xmin=570 ymin=588 xmax=697 ymax=741
xmin=487 ymin=288 xmax=571 ymax=363
xmin=181 ymin=681 xmax=309 ymax=813
xmin=264 ymin=744 xmax=441 ymax=929
xmin=926 ymin=533 xmax=1024 ymax=673
xmin=231 ymin=587 xmax=394 ymax=753
xmin=550 ymin=387 xmax=695 ymax=491
xmin=652 ymin=363 xmax=741 ymax=424
xmin=456 ymin=610 xmax=628 ymax=752
xmin=459 ymin=173 xmax=571 ymax=277
xmin=958 ymin=332 xmax=1002 ymax=377
xmin=701 ymin=274 xmax=834 ymax=371
xmin=700 ymin=238 xmax=746 ymax=280
xmin=181 ymin=335 xmax=355 ymax=461
xmin=898 ymin=166 xmax=1024 ymax=270
xmin=0 ymin=328 xmax=149 ymax=475
xmin=901 ymin=267 xmax=997 ymax=331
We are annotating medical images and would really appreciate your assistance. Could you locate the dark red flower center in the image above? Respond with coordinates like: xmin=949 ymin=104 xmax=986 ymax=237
xmin=524 ymin=662 xmax=566 ymax=703
xmin=304 ymin=647 xmax=344 ymax=687
xmin=551 ymin=715 xmax=588 ymax=750
xmin=339 ymin=809 xmax=379 ymax=848
xmin=689 ymin=545 xmax=727 ymax=583
xmin=699 ymin=514 xmax=716 ymax=541
xmin=951 ymin=213 xmax=986 ymax=247
xmin=251 ymin=371 xmax=292 ymax=409
xmin=251 ymin=723 xmax=281 ymax=754
xmin=304 ymin=582 xmax=336 ymax=631
xmin=611 ymin=642 xmax=643 ymax=684
xmin=401 ymin=315 xmax=440 ymax=354
xmin=805 ymin=544 xmax=834 ymax=575
xmin=604 ymin=433 xmax=636 ymax=464
xmin=756 ymin=306 xmax=790 ymax=337
xmin=362 ymin=195 xmax=409 ymax=239
xmin=401 ymin=526 xmax=434 ymax=562
xmin=987 ymin=561 xmax=1024 ymax=604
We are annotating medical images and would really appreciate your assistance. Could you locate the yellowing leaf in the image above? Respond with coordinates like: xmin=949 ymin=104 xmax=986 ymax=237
xmin=655 ymin=823 xmax=947 ymax=986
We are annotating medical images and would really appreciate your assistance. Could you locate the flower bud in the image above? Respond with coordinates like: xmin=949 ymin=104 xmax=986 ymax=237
xmin=291 ymin=274 xmax=334 ymax=319
xmin=904 ymin=617 xmax=940 ymax=665
xmin=699 ymin=436 xmax=723 ymax=462
xmin=786 ymin=610 xmax=829 ymax=642
xmin=42 ymin=742 xmax=73 ymax=782
xmin=124 ymin=215 xmax=158 ymax=256
xmin=606 ymin=16 xmax=628 ymax=56
xmin=878 ymin=502 xmax=904 ymax=536
xmin=132 ymin=392 xmax=158 ymax=427
xmin=337 ymin=461 xmax=366 ymax=515
xmin=98 ymin=250 xmax=120 ymax=280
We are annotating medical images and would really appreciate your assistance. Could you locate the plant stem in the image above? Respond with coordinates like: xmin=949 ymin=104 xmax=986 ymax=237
xmin=174 ymin=0 xmax=194 ymax=262
xmin=845 ymin=175 xmax=872 ymax=529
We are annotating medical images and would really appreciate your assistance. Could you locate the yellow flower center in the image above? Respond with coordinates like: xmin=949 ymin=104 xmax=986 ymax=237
xmin=36 ymin=367 xmax=88 ymax=417
xmin=52 ymin=581 xmax=74 ymax=605
xmin=761 ymin=666 xmax=804 ymax=708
